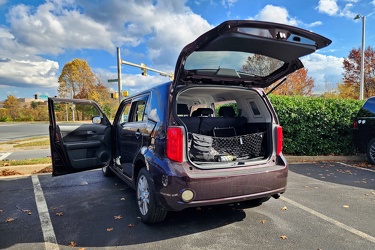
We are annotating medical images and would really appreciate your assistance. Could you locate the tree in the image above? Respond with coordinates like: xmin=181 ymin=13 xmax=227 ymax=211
xmin=3 ymin=95 xmax=19 ymax=120
xmin=339 ymin=46 xmax=375 ymax=99
xmin=58 ymin=59 xmax=96 ymax=98
xmin=265 ymin=68 xmax=315 ymax=96
xmin=242 ymin=55 xmax=315 ymax=96
xmin=3 ymin=95 xmax=18 ymax=109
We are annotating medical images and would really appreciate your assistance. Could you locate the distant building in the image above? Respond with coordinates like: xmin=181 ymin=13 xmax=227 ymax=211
xmin=0 ymin=96 xmax=48 ymax=109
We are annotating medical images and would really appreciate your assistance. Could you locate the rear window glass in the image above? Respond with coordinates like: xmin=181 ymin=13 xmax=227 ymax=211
xmin=184 ymin=51 xmax=284 ymax=78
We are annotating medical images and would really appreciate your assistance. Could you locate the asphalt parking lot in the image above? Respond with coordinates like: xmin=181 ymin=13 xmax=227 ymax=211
xmin=1 ymin=162 xmax=375 ymax=250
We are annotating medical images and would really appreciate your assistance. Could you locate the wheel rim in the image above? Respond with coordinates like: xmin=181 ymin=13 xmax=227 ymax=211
xmin=137 ymin=175 xmax=150 ymax=216
xmin=370 ymin=143 xmax=375 ymax=162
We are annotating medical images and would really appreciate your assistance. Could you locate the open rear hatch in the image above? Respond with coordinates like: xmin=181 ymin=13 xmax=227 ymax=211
xmin=173 ymin=20 xmax=331 ymax=88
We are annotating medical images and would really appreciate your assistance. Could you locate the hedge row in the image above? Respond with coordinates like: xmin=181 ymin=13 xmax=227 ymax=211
xmin=268 ymin=95 xmax=364 ymax=156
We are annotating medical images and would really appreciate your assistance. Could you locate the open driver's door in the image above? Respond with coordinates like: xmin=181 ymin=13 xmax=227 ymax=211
xmin=48 ymin=98 xmax=112 ymax=176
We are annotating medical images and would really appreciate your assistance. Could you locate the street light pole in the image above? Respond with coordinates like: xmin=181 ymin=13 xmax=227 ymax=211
xmin=354 ymin=14 xmax=366 ymax=100
xmin=117 ymin=47 xmax=122 ymax=105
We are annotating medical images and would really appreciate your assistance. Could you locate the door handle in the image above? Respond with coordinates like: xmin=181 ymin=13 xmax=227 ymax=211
xmin=87 ymin=131 xmax=96 ymax=135
xmin=135 ymin=130 xmax=141 ymax=139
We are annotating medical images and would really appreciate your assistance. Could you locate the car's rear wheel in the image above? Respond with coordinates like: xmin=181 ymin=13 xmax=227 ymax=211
xmin=136 ymin=168 xmax=167 ymax=223
xmin=366 ymin=138 xmax=375 ymax=165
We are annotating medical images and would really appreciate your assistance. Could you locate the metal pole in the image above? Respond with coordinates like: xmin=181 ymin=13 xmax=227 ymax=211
xmin=359 ymin=16 xmax=365 ymax=100
xmin=117 ymin=47 xmax=122 ymax=105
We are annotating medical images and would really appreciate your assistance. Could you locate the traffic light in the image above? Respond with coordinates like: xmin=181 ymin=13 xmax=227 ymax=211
xmin=141 ymin=63 xmax=147 ymax=76
xmin=122 ymin=91 xmax=129 ymax=97
xmin=111 ymin=92 xmax=119 ymax=99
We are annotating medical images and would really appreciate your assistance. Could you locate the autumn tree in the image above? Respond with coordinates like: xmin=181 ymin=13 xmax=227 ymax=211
xmin=3 ymin=95 xmax=20 ymax=120
xmin=242 ymin=54 xmax=314 ymax=96
xmin=57 ymin=59 xmax=118 ymax=120
xmin=58 ymin=58 xmax=96 ymax=98
xmin=265 ymin=68 xmax=315 ymax=96
xmin=339 ymin=46 xmax=375 ymax=99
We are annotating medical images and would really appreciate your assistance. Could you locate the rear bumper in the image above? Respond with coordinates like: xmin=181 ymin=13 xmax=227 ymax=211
xmin=152 ymin=158 xmax=287 ymax=211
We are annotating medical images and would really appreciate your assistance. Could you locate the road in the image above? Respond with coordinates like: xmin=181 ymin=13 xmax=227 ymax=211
xmin=0 ymin=123 xmax=49 ymax=142
xmin=0 ymin=123 xmax=50 ymax=160
xmin=0 ymin=162 xmax=374 ymax=250
xmin=0 ymin=149 xmax=51 ymax=161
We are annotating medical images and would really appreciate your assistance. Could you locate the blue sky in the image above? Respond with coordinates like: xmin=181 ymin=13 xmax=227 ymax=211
xmin=0 ymin=0 xmax=375 ymax=101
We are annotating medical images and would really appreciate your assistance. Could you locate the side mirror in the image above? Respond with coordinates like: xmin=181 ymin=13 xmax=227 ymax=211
xmin=92 ymin=116 xmax=101 ymax=124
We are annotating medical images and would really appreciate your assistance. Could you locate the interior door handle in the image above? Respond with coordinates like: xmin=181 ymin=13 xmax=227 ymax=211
xmin=87 ymin=131 xmax=96 ymax=135
xmin=135 ymin=130 xmax=141 ymax=139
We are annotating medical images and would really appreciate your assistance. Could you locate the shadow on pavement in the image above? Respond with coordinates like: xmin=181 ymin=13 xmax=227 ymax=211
xmin=288 ymin=162 xmax=375 ymax=190
xmin=1 ymin=170 xmax=265 ymax=249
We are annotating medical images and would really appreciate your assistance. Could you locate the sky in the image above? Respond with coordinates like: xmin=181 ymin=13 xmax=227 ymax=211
xmin=0 ymin=0 xmax=375 ymax=102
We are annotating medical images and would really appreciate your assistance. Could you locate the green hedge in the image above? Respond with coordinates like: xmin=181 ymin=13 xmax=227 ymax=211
xmin=268 ymin=95 xmax=364 ymax=156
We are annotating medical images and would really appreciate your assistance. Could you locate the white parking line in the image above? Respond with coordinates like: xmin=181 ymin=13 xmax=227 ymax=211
xmin=338 ymin=162 xmax=375 ymax=173
xmin=0 ymin=152 xmax=12 ymax=161
xmin=280 ymin=196 xmax=375 ymax=243
xmin=32 ymin=175 xmax=59 ymax=250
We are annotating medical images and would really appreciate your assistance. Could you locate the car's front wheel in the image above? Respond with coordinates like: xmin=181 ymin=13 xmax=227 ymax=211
xmin=366 ymin=138 xmax=375 ymax=165
xmin=136 ymin=168 xmax=167 ymax=223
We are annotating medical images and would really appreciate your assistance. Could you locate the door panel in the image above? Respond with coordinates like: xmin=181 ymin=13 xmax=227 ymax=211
xmin=48 ymin=98 xmax=112 ymax=176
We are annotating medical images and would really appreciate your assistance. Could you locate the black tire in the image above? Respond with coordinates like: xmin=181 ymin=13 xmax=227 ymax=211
xmin=366 ymin=138 xmax=375 ymax=165
xmin=136 ymin=168 xmax=167 ymax=223
xmin=102 ymin=164 xmax=115 ymax=177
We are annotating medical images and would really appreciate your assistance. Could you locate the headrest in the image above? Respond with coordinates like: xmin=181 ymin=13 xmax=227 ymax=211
xmin=192 ymin=108 xmax=213 ymax=116
xmin=177 ymin=104 xmax=190 ymax=116
xmin=219 ymin=106 xmax=236 ymax=117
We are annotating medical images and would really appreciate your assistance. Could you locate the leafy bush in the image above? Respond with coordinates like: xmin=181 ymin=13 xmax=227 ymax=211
xmin=268 ymin=95 xmax=364 ymax=156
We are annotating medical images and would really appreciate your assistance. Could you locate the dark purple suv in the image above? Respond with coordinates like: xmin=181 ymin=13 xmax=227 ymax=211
xmin=48 ymin=20 xmax=331 ymax=223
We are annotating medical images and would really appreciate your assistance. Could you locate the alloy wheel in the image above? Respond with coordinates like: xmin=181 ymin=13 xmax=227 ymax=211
xmin=137 ymin=175 xmax=150 ymax=215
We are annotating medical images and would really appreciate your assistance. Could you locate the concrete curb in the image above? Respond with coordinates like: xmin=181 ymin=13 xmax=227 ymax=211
xmin=285 ymin=155 xmax=366 ymax=164
xmin=0 ymin=155 xmax=367 ymax=178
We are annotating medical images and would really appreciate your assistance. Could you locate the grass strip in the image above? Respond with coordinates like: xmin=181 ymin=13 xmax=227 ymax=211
xmin=13 ymin=139 xmax=50 ymax=148
xmin=1 ymin=158 xmax=52 ymax=166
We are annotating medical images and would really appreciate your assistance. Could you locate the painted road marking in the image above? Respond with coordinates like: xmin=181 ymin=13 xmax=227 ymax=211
xmin=0 ymin=152 xmax=11 ymax=161
xmin=338 ymin=162 xmax=375 ymax=173
xmin=32 ymin=175 xmax=59 ymax=250
xmin=281 ymin=196 xmax=375 ymax=244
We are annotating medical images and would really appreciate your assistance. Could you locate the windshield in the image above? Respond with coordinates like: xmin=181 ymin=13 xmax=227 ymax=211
xmin=184 ymin=51 xmax=284 ymax=78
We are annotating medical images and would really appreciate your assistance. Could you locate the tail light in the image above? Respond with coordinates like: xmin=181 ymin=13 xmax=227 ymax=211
xmin=276 ymin=126 xmax=283 ymax=156
xmin=353 ymin=120 xmax=358 ymax=129
xmin=166 ymin=127 xmax=184 ymax=162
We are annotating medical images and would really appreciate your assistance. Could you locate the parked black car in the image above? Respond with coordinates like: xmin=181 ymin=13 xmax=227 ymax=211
xmin=353 ymin=97 xmax=375 ymax=164
xmin=48 ymin=20 xmax=331 ymax=223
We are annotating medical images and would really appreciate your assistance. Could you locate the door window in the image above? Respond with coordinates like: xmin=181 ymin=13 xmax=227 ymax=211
xmin=130 ymin=100 xmax=146 ymax=122
xmin=118 ymin=102 xmax=131 ymax=124
xmin=53 ymin=101 xmax=103 ymax=125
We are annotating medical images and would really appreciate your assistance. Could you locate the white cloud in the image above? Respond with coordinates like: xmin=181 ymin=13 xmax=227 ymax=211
xmin=0 ymin=0 xmax=212 ymax=93
xmin=221 ymin=0 xmax=237 ymax=8
xmin=8 ymin=2 xmax=114 ymax=55
xmin=301 ymin=54 xmax=344 ymax=93
xmin=317 ymin=0 xmax=339 ymax=15
xmin=317 ymin=0 xmax=356 ymax=18
xmin=250 ymin=5 xmax=298 ymax=26
xmin=306 ymin=21 xmax=323 ymax=28
xmin=0 ymin=56 xmax=59 ymax=89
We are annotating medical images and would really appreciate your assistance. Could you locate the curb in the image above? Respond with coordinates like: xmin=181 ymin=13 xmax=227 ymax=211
xmin=285 ymin=155 xmax=366 ymax=164
xmin=0 ymin=155 xmax=367 ymax=178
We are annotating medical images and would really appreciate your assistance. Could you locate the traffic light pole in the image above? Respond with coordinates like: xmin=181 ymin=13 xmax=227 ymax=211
xmin=120 ymin=60 xmax=174 ymax=80
xmin=115 ymin=47 xmax=174 ymax=104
